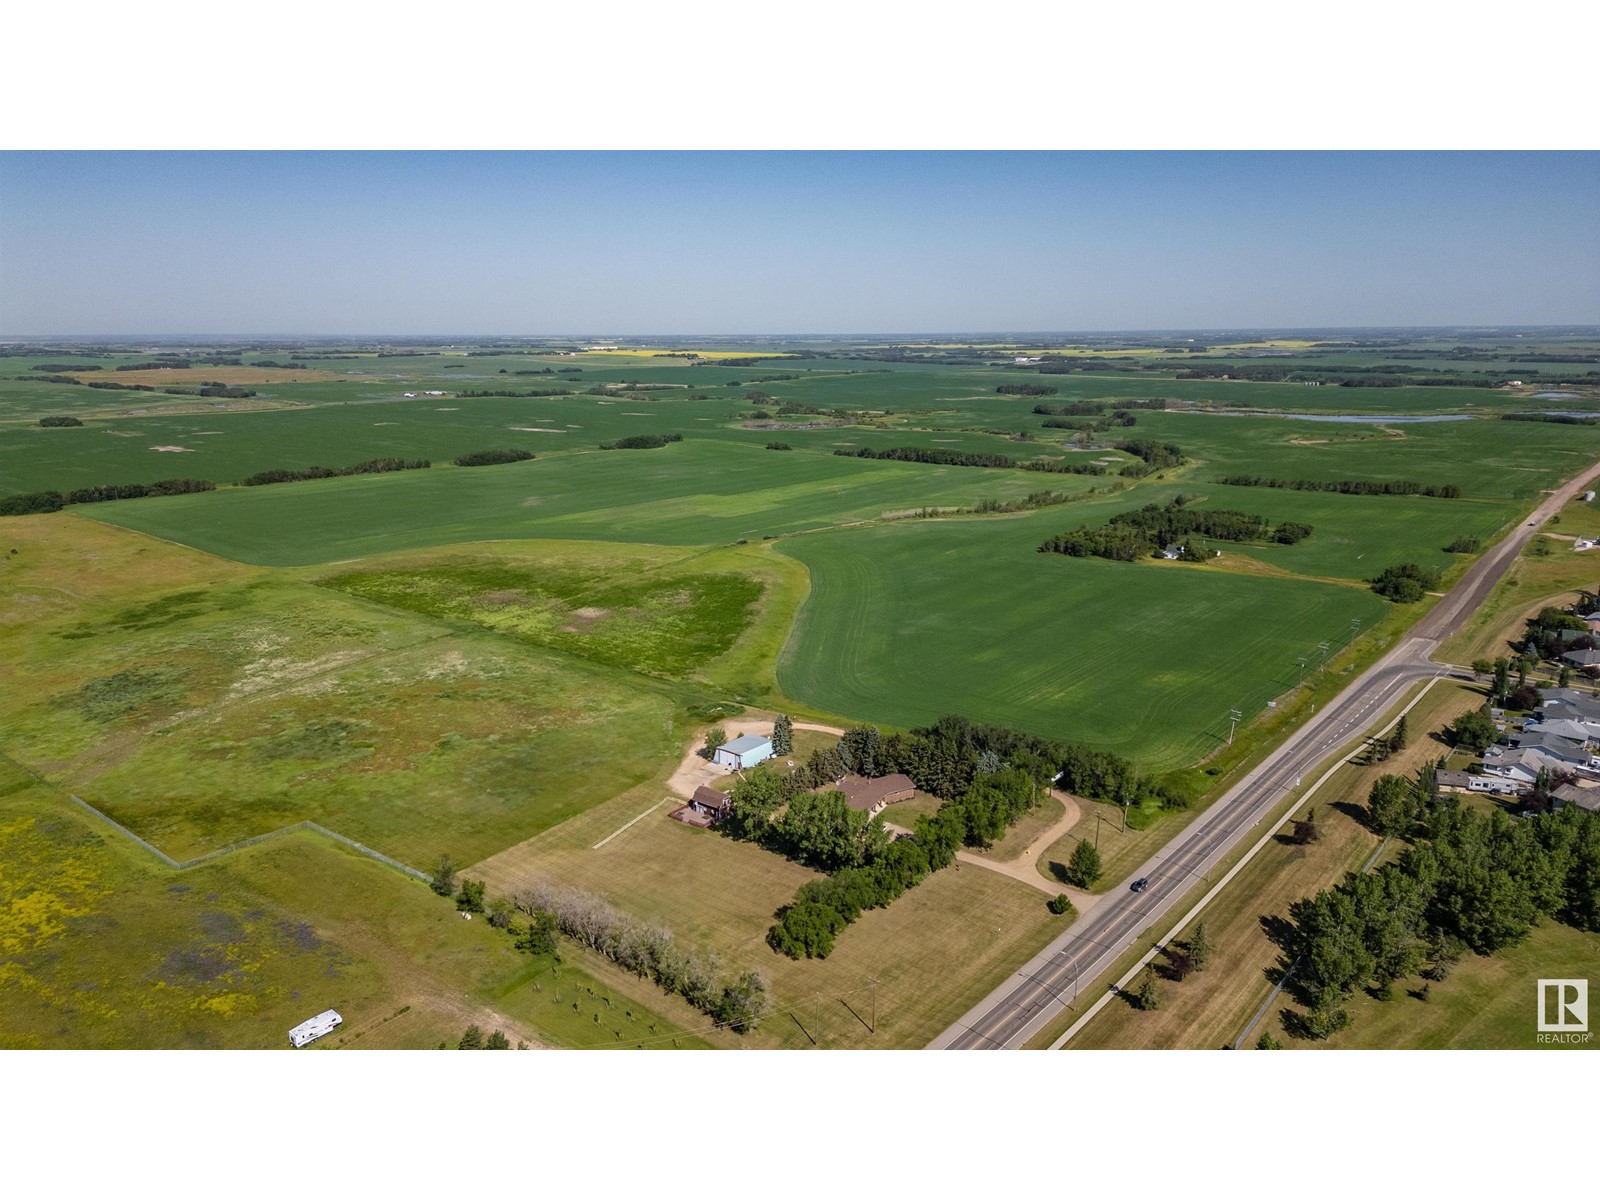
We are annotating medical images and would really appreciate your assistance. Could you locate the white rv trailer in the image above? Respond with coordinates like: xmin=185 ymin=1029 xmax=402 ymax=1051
xmin=288 ymin=1009 xmax=343 ymax=1048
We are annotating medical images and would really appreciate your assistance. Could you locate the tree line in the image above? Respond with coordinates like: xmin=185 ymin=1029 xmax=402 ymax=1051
xmin=1272 ymin=794 xmax=1598 ymax=1038
xmin=996 ymin=384 xmax=1058 ymax=396
xmin=1502 ymin=411 xmax=1600 ymax=426
xmin=39 ymin=415 xmax=83 ymax=427
xmin=834 ymin=446 xmax=1018 ymax=468
xmin=2 ymin=478 xmax=215 ymax=515
xmin=1219 ymin=475 xmax=1462 ymax=499
xmin=457 ymin=388 xmax=575 ymax=397
xmin=239 ymin=458 xmax=430 ymax=487
xmin=509 ymin=878 xmax=771 ymax=1032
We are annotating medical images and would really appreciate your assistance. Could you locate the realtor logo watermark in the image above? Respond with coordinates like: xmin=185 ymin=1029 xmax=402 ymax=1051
xmin=1537 ymin=979 xmax=1591 ymax=1044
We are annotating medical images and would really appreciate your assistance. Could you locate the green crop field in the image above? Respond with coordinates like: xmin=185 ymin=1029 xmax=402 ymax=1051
xmin=776 ymin=508 xmax=1387 ymax=770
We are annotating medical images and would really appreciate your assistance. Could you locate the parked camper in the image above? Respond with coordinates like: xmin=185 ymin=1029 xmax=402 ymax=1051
xmin=288 ymin=1009 xmax=343 ymax=1048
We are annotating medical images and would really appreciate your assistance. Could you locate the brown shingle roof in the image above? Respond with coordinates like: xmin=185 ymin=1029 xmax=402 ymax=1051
xmin=832 ymin=773 xmax=916 ymax=812
xmin=691 ymin=785 xmax=730 ymax=810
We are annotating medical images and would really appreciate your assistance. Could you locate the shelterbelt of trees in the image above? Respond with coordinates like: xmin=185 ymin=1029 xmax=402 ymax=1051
xmin=1040 ymin=499 xmax=1311 ymax=562
xmin=1219 ymin=475 xmax=1463 ymax=499
xmin=1 ymin=478 xmax=214 ymax=515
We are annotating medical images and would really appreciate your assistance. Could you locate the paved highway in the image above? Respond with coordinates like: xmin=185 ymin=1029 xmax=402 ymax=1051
xmin=930 ymin=457 xmax=1600 ymax=1050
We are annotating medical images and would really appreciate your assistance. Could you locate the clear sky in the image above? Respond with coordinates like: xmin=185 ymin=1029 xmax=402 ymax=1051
xmin=1 ymin=151 xmax=1595 ymax=336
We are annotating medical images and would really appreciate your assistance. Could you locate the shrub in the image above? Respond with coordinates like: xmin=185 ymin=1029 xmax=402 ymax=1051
xmin=453 ymin=448 xmax=535 ymax=467
xmin=1048 ymin=893 xmax=1075 ymax=916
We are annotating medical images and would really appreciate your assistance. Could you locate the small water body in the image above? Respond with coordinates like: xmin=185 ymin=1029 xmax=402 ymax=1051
xmin=1530 ymin=391 xmax=1582 ymax=400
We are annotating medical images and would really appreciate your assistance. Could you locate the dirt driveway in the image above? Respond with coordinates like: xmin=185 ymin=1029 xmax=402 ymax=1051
xmin=665 ymin=715 xmax=845 ymax=800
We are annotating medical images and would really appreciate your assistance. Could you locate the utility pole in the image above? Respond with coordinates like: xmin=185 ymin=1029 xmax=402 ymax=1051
xmin=1297 ymin=655 xmax=1308 ymax=686
xmin=1350 ymin=617 xmax=1362 ymax=643
xmin=1094 ymin=810 xmax=1102 ymax=850
xmin=1228 ymin=708 xmax=1242 ymax=745
xmin=1318 ymin=640 xmax=1330 ymax=671
xmin=869 ymin=977 xmax=878 ymax=1034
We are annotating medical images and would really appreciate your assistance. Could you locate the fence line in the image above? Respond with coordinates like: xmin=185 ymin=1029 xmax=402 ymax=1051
xmin=66 ymin=794 xmax=428 ymax=882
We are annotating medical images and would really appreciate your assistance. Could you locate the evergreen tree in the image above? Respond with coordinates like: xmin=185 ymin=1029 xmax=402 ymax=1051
xmin=458 ymin=1024 xmax=484 ymax=1050
xmin=1255 ymin=1029 xmax=1282 ymax=1050
xmin=1390 ymin=713 xmax=1409 ymax=753
xmin=1189 ymin=921 xmax=1213 ymax=971
xmin=1135 ymin=965 xmax=1161 ymax=1011
xmin=703 ymin=726 xmax=727 ymax=759
xmin=1066 ymin=839 xmax=1102 ymax=887
xmin=771 ymin=713 xmax=793 ymax=756
xmin=484 ymin=1030 xmax=511 ymax=1049
xmin=457 ymin=878 xmax=486 ymax=914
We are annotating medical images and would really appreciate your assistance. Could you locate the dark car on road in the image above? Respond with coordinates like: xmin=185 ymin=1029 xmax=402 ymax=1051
xmin=1130 ymin=877 xmax=1149 ymax=893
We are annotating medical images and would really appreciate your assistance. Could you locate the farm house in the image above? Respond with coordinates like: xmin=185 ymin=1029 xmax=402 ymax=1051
xmin=713 ymin=733 xmax=773 ymax=770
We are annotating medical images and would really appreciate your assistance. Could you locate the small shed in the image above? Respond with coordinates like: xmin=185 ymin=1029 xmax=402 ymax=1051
xmin=713 ymin=734 xmax=773 ymax=770
xmin=689 ymin=785 xmax=731 ymax=821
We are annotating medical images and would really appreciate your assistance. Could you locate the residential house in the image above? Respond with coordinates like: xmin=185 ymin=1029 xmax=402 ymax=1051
xmin=688 ymin=785 xmax=731 ymax=822
xmin=1552 ymin=782 xmax=1600 ymax=813
xmin=1560 ymin=648 xmax=1600 ymax=669
xmin=827 ymin=773 xmax=917 ymax=816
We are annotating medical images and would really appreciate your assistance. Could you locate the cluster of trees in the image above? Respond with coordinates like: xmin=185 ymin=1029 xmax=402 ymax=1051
xmin=1502 ymin=412 xmax=1600 ymax=426
xmin=741 ymin=715 xmax=1063 ymax=958
xmin=721 ymin=772 xmax=887 ymax=872
xmin=31 ymin=374 xmax=82 ymax=385
xmin=996 ymin=383 xmax=1058 ymax=396
xmin=1041 ymin=413 xmax=1137 ymax=432
xmin=1272 ymin=799 xmax=1599 ymax=1037
xmin=1218 ymin=475 xmax=1462 ymax=499
xmin=31 ymin=363 xmax=98 ymax=372
xmin=1369 ymin=562 xmax=1441 ymax=602
xmin=765 ymin=442 xmax=793 ymax=451
xmin=834 ymin=446 xmax=1017 ymax=468
xmin=1115 ymin=440 xmax=1185 ymax=475
xmin=969 ymin=489 xmax=1082 ymax=515
xmin=458 ymin=387 xmax=574 ymax=397
xmin=1056 ymin=741 xmax=1188 ymax=810
xmin=38 ymin=415 xmax=83 ymax=427
xmin=1446 ymin=536 xmax=1482 ymax=553
xmin=511 ymin=878 xmax=771 ymax=1032
xmin=766 ymin=764 xmax=1044 ymax=959
xmin=456 ymin=1025 xmax=513 ymax=1049
xmin=87 ymin=380 xmax=157 ymax=392
xmin=1518 ymin=607 xmax=1592 ymax=667
xmin=239 ymin=458 xmax=430 ymax=487
xmin=454 ymin=448 xmax=536 ymax=466
xmin=0 ymin=490 xmax=66 ymax=516
xmin=1039 ymin=501 xmax=1309 ymax=562
xmin=249 ymin=359 xmax=310 ymax=369
xmin=1363 ymin=713 xmax=1410 ymax=766
xmin=599 ymin=434 xmax=683 ymax=450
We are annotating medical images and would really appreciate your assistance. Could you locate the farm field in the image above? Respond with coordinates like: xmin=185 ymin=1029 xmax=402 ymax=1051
xmin=79 ymin=439 xmax=1088 ymax=564
xmin=776 ymin=508 xmax=1387 ymax=769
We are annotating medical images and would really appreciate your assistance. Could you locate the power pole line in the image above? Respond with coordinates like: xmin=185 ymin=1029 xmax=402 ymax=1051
xmin=1297 ymin=655 xmax=1308 ymax=686
xmin=1227 ymin=708 xmax=1242 ymax=745
xmin=1318 ymin=640 xmax=1330 ymax=670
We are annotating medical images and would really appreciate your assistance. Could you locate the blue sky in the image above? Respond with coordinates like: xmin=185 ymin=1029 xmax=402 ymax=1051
xmin=1 ymin=151 xmax=1595 ymax=335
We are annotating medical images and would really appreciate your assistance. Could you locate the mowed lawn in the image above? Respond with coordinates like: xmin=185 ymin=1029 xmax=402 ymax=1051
xmin=468 ymin=780 xmax=1067 ymax=1049
xmin=82 ymin=439 xmax=1072 ymax=565
xmin=777 ymin=510 xmax=1386 ymax=771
